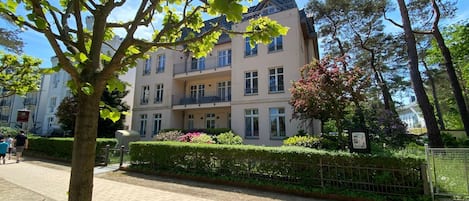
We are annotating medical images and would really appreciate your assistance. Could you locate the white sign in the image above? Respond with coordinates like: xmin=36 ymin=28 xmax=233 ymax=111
xmin=352 ymin=132 xmax=367 ymax=149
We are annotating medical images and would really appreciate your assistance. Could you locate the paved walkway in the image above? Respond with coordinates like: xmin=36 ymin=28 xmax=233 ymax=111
xmin=0 ymin=157 xmax=327 ymax=201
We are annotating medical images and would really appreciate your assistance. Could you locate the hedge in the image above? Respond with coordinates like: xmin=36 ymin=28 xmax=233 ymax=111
xmin=28 ymin=136 xmax=117 ymax=162
xmin=129 ymin=142 xmax=426 ymax=197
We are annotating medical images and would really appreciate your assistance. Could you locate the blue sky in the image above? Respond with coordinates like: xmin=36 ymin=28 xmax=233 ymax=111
xmin=7 ymin=0 xmax=469 ymax=68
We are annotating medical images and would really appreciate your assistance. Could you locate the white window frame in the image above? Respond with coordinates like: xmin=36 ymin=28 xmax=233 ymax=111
xmin=269 ymin=67 xmax=284 ymax=93
xmin=268 ymin=36 xmax=283 ymax=52
xmin=157 ymin=54 xmax=165 ymax=73
xmin=191 ymin=57 xmax=205 ymax=70
xmin=245 ymin=71 xmax=258 ymax=95
xmin=218 ymin=49 xmax=231 ymax=67
xmin=143 ymin=57 xmax=152 ymax=75
xmin=141 ymin=85 xmax=150 ymax=105
xmin=154 ymin=84 xmax=163 ymax=104
xmin=188 ymin=114 xmax=194 ymax=129
xmin=206 ymin=113 xmax=216 ymax=129
xmin=49 ymin=97 xmax=57 ymax=113
xmin=152 ymin=113 xmax=162 ymax=137
xmin=270 ymin=108 xmax=286 ymax=138
xmin=139 ymin=114 xmax=148 ymax=137
xmin=217 ymin=81 xmax=231 ymax=101
xmin=245 ymin=109 xmax=259 ymax=138
xmin=245 ymin=37 xmax=258 ymax=56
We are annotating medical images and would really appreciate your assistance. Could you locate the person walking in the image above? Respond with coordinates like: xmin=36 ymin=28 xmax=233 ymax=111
xmin=5 ymin=134 xmax=13 ymax=160
xmin=14 ymin=130 xmax=28 ymax=163
xmin=0 ymin=138 xmax=8 ymax=164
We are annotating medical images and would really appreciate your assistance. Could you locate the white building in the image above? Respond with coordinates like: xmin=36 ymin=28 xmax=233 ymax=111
xmin=131 ymin=0 xmax=321 ymax=146
xmin=398 ymin=96 xmax=426 ymax=130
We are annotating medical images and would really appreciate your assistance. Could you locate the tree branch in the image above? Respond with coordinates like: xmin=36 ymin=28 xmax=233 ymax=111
xmin=383 ymin=9 xmax=433 ymax=35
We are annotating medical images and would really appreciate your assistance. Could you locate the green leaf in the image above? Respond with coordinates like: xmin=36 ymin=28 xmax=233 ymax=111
xmin=100 ymin=108 xmax=111 ymax=119
xmin=109 ymin=110 xmax=121 ymax=122
xmin=75 ymin=52 xmax=88 ymax=63
xmin=81 ymin=83 xmax=94 ymax=95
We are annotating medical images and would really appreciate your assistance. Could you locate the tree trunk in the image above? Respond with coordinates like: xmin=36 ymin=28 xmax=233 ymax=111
xmin=422 ymin=59 xmax=446 ymax=130
xmin=68 ymin=92 xmax=102 ymax=201
xmin=368 ymin=50 xmax=397 ymax=114
xmin=397 ymin=0 xmax=443 ymax=147
xmin=431 ymin=0 xmax=469 ymax=135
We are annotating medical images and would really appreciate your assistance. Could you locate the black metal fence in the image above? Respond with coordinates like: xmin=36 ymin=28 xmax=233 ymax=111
xmin=99 ymin=145 xmax=129 ymax=167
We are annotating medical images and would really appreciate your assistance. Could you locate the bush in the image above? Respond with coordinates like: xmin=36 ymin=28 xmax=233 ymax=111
xmin=191 ymin=134 xmax=214 ymax=144
xmin=129 ymin=142 xmax=426 ymax=198
xmin=177 ymin=132 xmax=204 ymax=142
xmin=0 ymin=127 xmax=19 ymax=136
xmin=153 ymin=130 xmax=183 ymax=141
xmin=283 ymin=135 xmax=320 ymax=148
xmin=216 ymin=131 xmax=243 ymax=145
xmin=27 ymin=136 xmax=116 ymax=162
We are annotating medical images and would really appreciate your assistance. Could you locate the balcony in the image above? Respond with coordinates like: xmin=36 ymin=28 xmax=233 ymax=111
xmin=0 ymin=100 xmax=11 ymax=106
xmin=0 ymin=115 xmax=9 ymax=121
xmin=24 ymin=98 xmax=38 ymax=105
xmin=173 ymin=56 xmax=231 ymax=79
xmin=172 ymin=92 xmax=231 ymax=110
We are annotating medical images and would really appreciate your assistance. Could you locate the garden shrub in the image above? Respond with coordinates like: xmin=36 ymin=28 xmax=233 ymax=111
xmin=27 ymin=136 xmax=116 ymax=162
xmin=191 ymin=134 xmax=214 ymax=144
xmin=153 ymin=130 xmax=183 ymax=141
xmin=0 ymin=127 xmax=19 ymax=136
xmin=283 ymin=135 xmax=320 ymax=148
xmin=129 ymin=142 xmax=426 ymax=198
xmin=177 ymin=132 xmax=205 ymax=142
xmin=215 ymin=131 xmax=243 ymax=145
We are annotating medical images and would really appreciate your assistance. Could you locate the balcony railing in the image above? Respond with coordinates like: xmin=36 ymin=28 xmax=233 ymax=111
xmin=0 ymin=115 xmax=9 ymax=121
xmin=24 ymin=98 xmax=38 ymax=105
xmin=173 ymin=56 xmax=231 ymax=76
xmin=173 ymin=92 xmax=231 ymax=106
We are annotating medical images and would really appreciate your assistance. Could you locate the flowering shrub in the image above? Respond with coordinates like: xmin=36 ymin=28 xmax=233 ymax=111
xmin=191 ymin=134 xmax=214 ymax=144
xmin=215 ymin=131 xmax=243 ymax=145
xmin=177 ymin=132 xmax=203 ymax=142
xmin=153 ymin=130 xmax=183 ymax=141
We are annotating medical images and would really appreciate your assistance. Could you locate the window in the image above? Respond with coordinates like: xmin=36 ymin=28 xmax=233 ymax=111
xmin=245 ymin=71 xmax=258 ymax=95
xmin=191 ymin=57 xmax=205 ymax=70
xmin=141 ymin=85 xmax=150 ymax=105
xmin=143 ymin=57 xmax=151 ymax=75
xmin=218 ymin=49 xmax=231 ymax=66
xmin=245 ymin=109 xmax=259 ymax=138
xmin=270 ymin=108 xmax=285 ymax=138
xmin=152 ymin=113 xmax=162 ymax=137
xmin=217 ymin=81 xmax=231 ymax=101
xmin=188 ymin=114 xmax=194 ymax=129
xmin=206 ymin=113 xmax=215 ymax=128
xmin=268 ymin=36 xmax=283 ymax=52
xmin=190 ymin=84 xmax=204 ymax=103
xmin=48 ymin=117 xmax=54 ymax=129
xmin=49 ymin=97 xmax=57 ymax=113
xmin=52 ymin=74 xmax=59 ymax=88
xmin=154 ymin=84 xmax=163 ymax=104
xmin=269 ymin=67 xmax=284 ymax=92
xmin=139 ymin=114 xmax=147 ymax=137
xmin=245 ymin=37 xmax=258 ymax=56
xmin=157 ymin=54 xmax=165 ymax=73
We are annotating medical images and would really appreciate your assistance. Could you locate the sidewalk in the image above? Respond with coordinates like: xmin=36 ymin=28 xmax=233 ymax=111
xmin=0 ymin=157 xmax=325 ymax=201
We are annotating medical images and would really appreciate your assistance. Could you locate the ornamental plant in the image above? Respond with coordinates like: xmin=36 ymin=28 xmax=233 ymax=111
xmin=216 ymin=131 xmax=243 ymax=145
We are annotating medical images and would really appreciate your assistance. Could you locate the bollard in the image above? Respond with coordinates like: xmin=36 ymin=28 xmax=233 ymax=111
xmin=104 ymin=144 xmax=110 ymax=166
xmin=119 ymin=145 xmax=125 ymax=168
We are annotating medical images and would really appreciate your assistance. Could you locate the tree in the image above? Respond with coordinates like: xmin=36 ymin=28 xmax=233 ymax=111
xmin=0 ymin=53 xmax=41 ymax=97
xmin=290 ymin=56 xmax=370 ymax=140
xmin=0 ymin=13 xmax=24 ymax=53
xmin=56 ymin=88 xmax=129 ymax=138
xmin=56 ymin=96 xmax=77 ymax=133
xmin=0 ymin=1 xmax=287 ymax=200
xmin=387 ymin=0 xmax=469 ymax=136
xmin=396 ymin=0 xmax=443 ymax=147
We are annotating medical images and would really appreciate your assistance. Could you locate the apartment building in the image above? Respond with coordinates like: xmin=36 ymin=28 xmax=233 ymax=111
xmin=132 ymin=0 xmax=320 ymax=146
